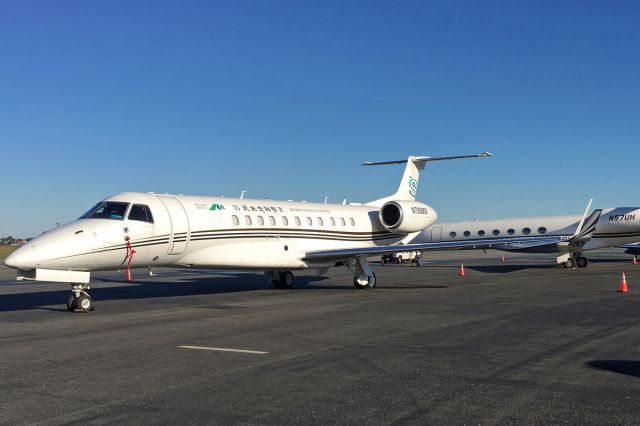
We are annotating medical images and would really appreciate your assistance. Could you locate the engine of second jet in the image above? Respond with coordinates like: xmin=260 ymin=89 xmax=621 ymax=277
xmin=379 ymin=200 xmax=437 ymax=233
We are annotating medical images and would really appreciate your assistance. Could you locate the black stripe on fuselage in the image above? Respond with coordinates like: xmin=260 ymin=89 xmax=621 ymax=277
xmin=190 ymin=228 xmax=395 ymax=237
xmin=189 ymin=234 xmax=402 ymax=242
xmin=593 ymin=231 xmax=640 ymax=239
xmin=69 ymin=230 xmax=405 ymax=259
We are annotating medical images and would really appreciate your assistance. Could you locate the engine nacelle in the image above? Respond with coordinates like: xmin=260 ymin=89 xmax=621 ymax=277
xmin=379 ymin=201 xmax=437 ymax=233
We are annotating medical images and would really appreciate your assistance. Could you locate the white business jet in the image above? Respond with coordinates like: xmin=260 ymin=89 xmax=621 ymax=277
xmin=5 ymin=153 xmax=493 ymax=312
xmin=412 ymin=201 xmax=640 ymax=268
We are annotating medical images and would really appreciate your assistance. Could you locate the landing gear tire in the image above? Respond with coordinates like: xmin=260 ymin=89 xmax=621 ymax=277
xmin=563 ymin=258 xmax=575 ymax=269
xmin=270 ymin=271 xmax=294 ymax=289
xmin=282 ymin=271 xmax=294 ymax=288
xmin=75 ymin=294 xmax=92 ymax=313
xmin=576 ymin=257 xmax=588 ymax=268
xmin=353 ymin=272 xmax=376 ymax=289
xmin=68 ymin=283 xmax=93 ymax=313
xmin=66 ymin=294 xmax=76 ymax=312
xmin=411 ymin=259 xmax=420 ymax=267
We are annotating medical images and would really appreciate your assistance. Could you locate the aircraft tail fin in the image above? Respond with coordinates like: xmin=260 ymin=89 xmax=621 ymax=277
xmin=364 ymin=152 xmax=492 ymax=206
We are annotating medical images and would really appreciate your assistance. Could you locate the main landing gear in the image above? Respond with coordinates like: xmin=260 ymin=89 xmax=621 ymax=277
xmin=268 ymin=271 xmax=295 ymax=289
xmin=562 ymin=253 xmax=589 ymax=269
xmin=267 ymin=257 xmax=379 ymax=290
xmin=67 ymin=283 xmax=93 ymax=313
xmin=352 ymin=256 xmax=376 ymax=289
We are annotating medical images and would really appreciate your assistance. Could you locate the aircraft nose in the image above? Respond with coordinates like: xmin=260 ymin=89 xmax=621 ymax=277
xmin=4 ymin=248 xmax=24 ymax=269
xmin=3 ymin=243 xmax=49 ymax=270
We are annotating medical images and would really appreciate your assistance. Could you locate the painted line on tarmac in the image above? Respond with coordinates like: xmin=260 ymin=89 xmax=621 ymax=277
xmin=178 ymin=345 xmax=268 ymax=355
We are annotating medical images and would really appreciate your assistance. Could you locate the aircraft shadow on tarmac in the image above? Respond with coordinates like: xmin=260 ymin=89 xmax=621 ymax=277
xmin=0 ymin=271 xmax=451 ymax=312
xmin=587 ymin=360 xmax=640 ymax=378
xmin=465 ymin=264 xmax=557 ymax=273
xmin=464 ymin=257 xmax=634 ymax=273
xmin=0 ymin=273 xmax=322 ymax=312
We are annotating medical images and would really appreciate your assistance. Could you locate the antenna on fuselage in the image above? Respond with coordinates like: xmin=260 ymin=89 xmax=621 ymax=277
xmin=324 ymin=196 xmax=329 ymax=204
xmin=240 ymin=190 xmax=246 ymax=199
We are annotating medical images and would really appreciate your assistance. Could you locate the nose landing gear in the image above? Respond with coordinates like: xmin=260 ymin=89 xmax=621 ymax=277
xmin=67 ymin=283 xmax=93 ymax=313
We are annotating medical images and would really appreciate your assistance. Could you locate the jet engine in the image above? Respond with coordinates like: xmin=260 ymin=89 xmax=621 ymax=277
xmin=379 ymin=200 xmax=437 ymax=233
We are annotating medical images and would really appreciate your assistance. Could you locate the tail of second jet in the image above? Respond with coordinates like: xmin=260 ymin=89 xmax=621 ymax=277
xmin=364 ymin=152 xmax=492 ymax=207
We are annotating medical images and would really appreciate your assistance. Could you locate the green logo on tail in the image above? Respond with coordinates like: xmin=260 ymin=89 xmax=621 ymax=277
xmin=210 ymin=204 xmax=225 ymax=211
xmin=408 ymin=178 xmax=418 ymax=197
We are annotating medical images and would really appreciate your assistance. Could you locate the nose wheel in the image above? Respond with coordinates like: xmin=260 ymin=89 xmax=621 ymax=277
xmin=67 ymin=284 xmax=93 ymax=313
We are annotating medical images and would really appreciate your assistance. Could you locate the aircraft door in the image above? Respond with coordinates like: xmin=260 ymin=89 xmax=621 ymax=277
xmin=430 ymin=226 xmax=442 ymax=242
xmin=158 ymin=196 xmax=190 ymax=255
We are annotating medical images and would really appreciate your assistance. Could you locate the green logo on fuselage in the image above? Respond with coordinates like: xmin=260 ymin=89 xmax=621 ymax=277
xmin=210 ymin=204 xmax=225 ymax=211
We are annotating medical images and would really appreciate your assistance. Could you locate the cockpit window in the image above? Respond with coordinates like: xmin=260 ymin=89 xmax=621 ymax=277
xmin=80 ymin=202 xmax=130 ymax=220
xmin=128 ymin=204 xmax=154 ymax=223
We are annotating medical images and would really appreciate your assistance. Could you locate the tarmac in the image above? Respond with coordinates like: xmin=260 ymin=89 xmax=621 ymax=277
xmin=1 ymin=251 xmax=640 ymax=425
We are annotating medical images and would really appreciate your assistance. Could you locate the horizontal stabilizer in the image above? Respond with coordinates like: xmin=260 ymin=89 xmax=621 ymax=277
xmin=363 ymin=152 xmax=492 ymax=166
xmin=365 ymin=152 xmax=492 ymax=205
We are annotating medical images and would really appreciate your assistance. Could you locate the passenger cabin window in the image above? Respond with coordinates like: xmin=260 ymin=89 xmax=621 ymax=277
xmin=507 ymin=229 xmax=515 ymax=235
xmin=478 ymin=230 xmax=486 ymax=236
xmin=330 ymin=217 xmax=336 ymax=226
xmin=340 ymin=217 xmax=346 ymax=226
xmin=538 ymin=227 xmax=547 ymax=234
xmin=232 ymin=215 xmax=239 ymax=226
xmin=306 ymin=217 xmax=312 ymax=226
xmin=80 ymin=202 xmax=129 ymax=220
xmin=257 ymin=216 xmax=264 ymax=226
xmin=295 ymin=216 xmax=301 ymax=226
xmin=245 ymin=215 xmax=252 ymax=226
xmin=350 ymin=218 xmax=355 ymax=226
xmin=492 ymin=229 xmax=500 ymax=236
xmin=128 ymin=204 xmax=154 ymax=223
xmin=269 ymin=216 xmax=276 ymax=226
xmin=282 ymin=217 xmax=289 ymax=226
xmin=522 ymin=227 xmax=531 ymax=235
xmin=463 ymin=231 xmax=471 ymax=237
xmin=449 ymin=231 xmax=457 ymax=238
xmin=317 ymin=217 xmax=324 ymax=226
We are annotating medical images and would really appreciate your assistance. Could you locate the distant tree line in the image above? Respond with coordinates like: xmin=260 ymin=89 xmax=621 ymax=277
xmin=1 ymin=236 xmax=30 ymax=246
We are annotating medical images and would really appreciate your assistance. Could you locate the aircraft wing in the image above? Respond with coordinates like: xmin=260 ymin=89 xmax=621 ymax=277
xmin=303 ymin=236 xmax=564 ymax=262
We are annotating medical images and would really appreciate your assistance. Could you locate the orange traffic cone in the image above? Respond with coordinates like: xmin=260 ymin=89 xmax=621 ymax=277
xmin=458 ymin=263 xmax=465 ymax=277
xmin=633 ymin=256 xmax=637 ymax=265
xmin=619 ymin=272 xmax=628 ymax=293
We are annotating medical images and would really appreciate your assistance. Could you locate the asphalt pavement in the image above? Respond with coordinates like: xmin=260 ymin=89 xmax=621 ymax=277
xmin=1 ymin=252 xmax=640 ymax=425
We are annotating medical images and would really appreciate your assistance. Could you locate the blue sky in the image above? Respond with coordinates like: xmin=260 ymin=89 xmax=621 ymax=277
xmin=1 ymin=1 xmax=639 ymax=237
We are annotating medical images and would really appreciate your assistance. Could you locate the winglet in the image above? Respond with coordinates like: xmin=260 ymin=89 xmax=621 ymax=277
xmin=573 ymin=199 xmax=593 ymax=238
xmin=570 ymin=199 xmax=602 ymax=242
